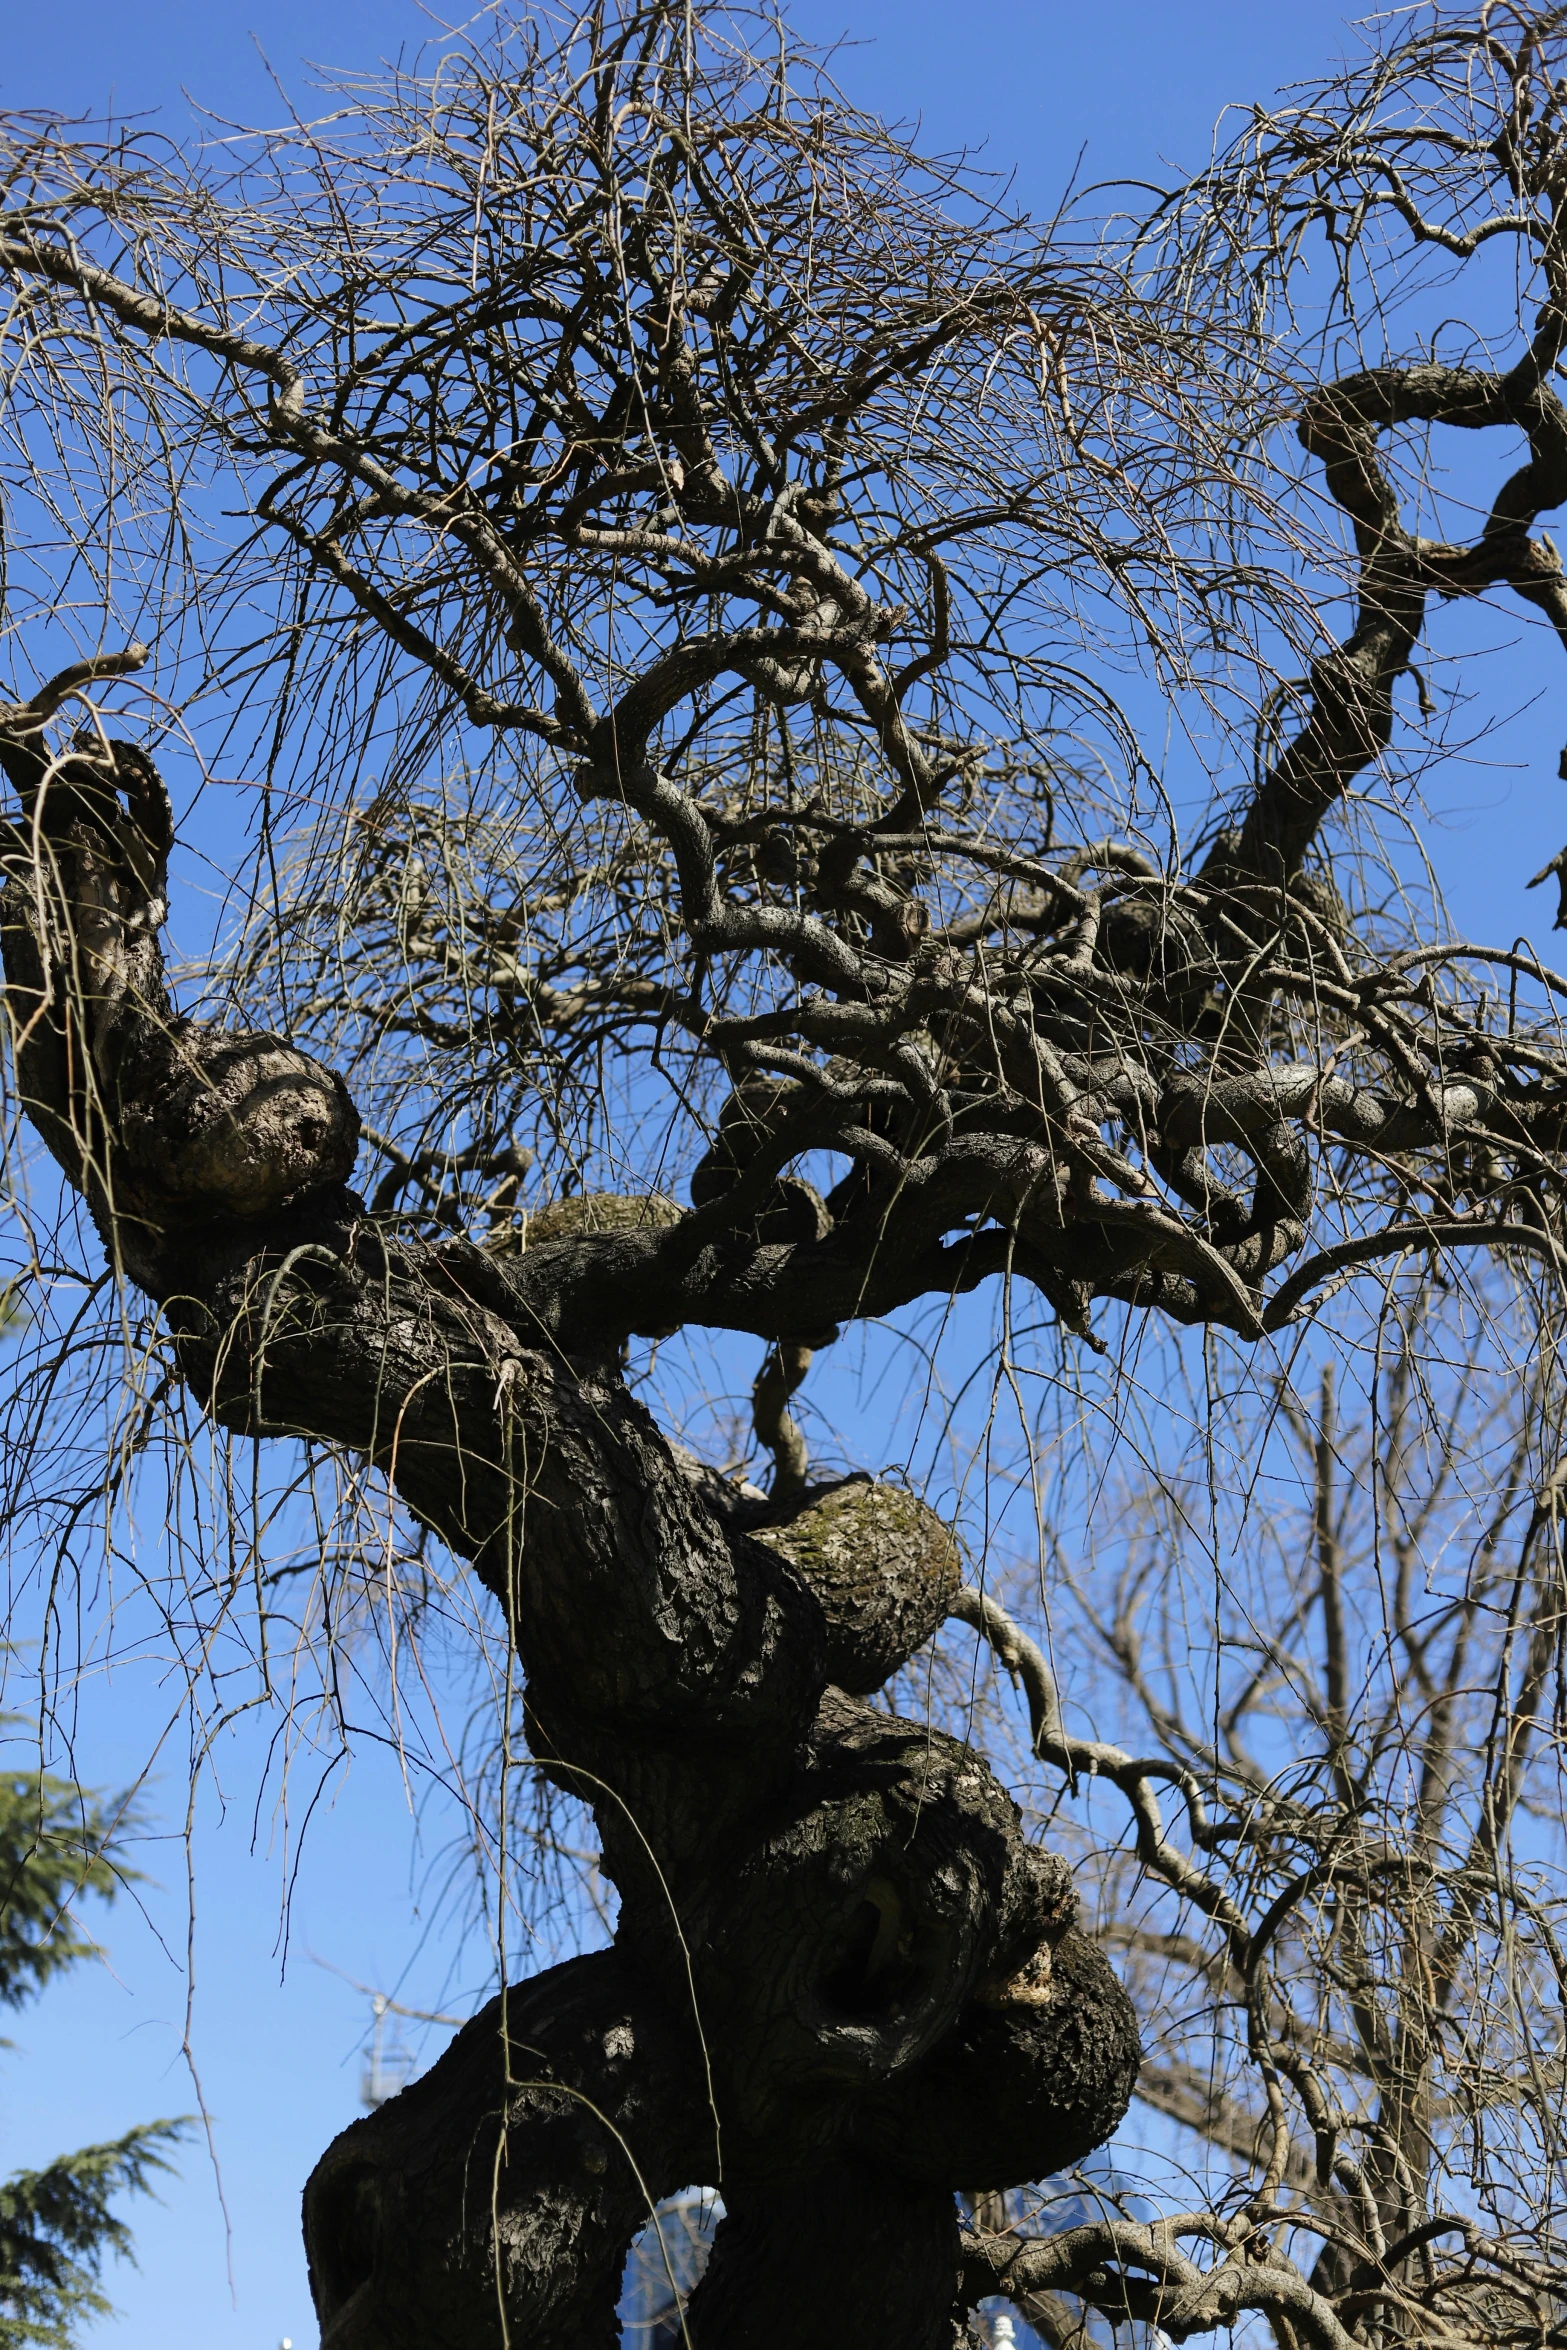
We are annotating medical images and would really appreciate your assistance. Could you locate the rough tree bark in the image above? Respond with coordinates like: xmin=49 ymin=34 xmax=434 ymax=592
xmin=0 ymin=694 xmax=1137 ymax=2345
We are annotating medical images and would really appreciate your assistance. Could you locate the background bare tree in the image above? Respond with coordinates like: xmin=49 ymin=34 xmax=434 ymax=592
xmin=937 ymin=1273 xmax=1567 ymax=2349
xmin=4 ymin=3 xmax=1567 ymax=2345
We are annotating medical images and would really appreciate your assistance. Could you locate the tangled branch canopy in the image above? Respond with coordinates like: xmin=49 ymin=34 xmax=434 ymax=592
xmin=6 ymin=5 xmax=1567 ymax=2348
xmin=1 ymin=1 xmax=1565 ymax=1348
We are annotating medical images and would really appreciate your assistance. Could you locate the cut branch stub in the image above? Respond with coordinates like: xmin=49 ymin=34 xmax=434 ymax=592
xmin=854 ymin=1926 xmax=1140 ymax=2192
xmin=0 ymin=723 xmax=358 ymax=1266
xmin=747 ymin=1475 xmax=964 ymax=1694
xmin=115 ymin=1030 xmax=359 ymax=1226
xmin=685 ymin=1694 xmax=1064 ymax=2116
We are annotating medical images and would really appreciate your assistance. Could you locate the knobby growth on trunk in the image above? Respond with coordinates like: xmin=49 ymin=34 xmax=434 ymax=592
xmin=3 ymin=3 xmax=1567 ymax=2343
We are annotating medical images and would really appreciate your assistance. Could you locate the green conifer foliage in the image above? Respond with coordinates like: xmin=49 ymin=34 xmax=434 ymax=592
xmin=0 ymin=1764 xmax=184 ymax=2347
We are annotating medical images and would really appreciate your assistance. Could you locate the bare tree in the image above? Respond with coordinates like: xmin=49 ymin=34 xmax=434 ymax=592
xmin=3 ymin=3 xmax=1567 ymax=2344
xmin=952 ymin=1275 xmax=1567 ymax=2350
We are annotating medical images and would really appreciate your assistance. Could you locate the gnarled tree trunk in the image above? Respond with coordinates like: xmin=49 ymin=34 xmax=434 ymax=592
xmin=0 ymin=702 xmax=1137 ymax=2346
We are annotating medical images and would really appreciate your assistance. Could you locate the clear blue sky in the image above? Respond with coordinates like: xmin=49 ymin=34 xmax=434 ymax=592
xmin=0 ymin=8 xmax=1543 ymax=2350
